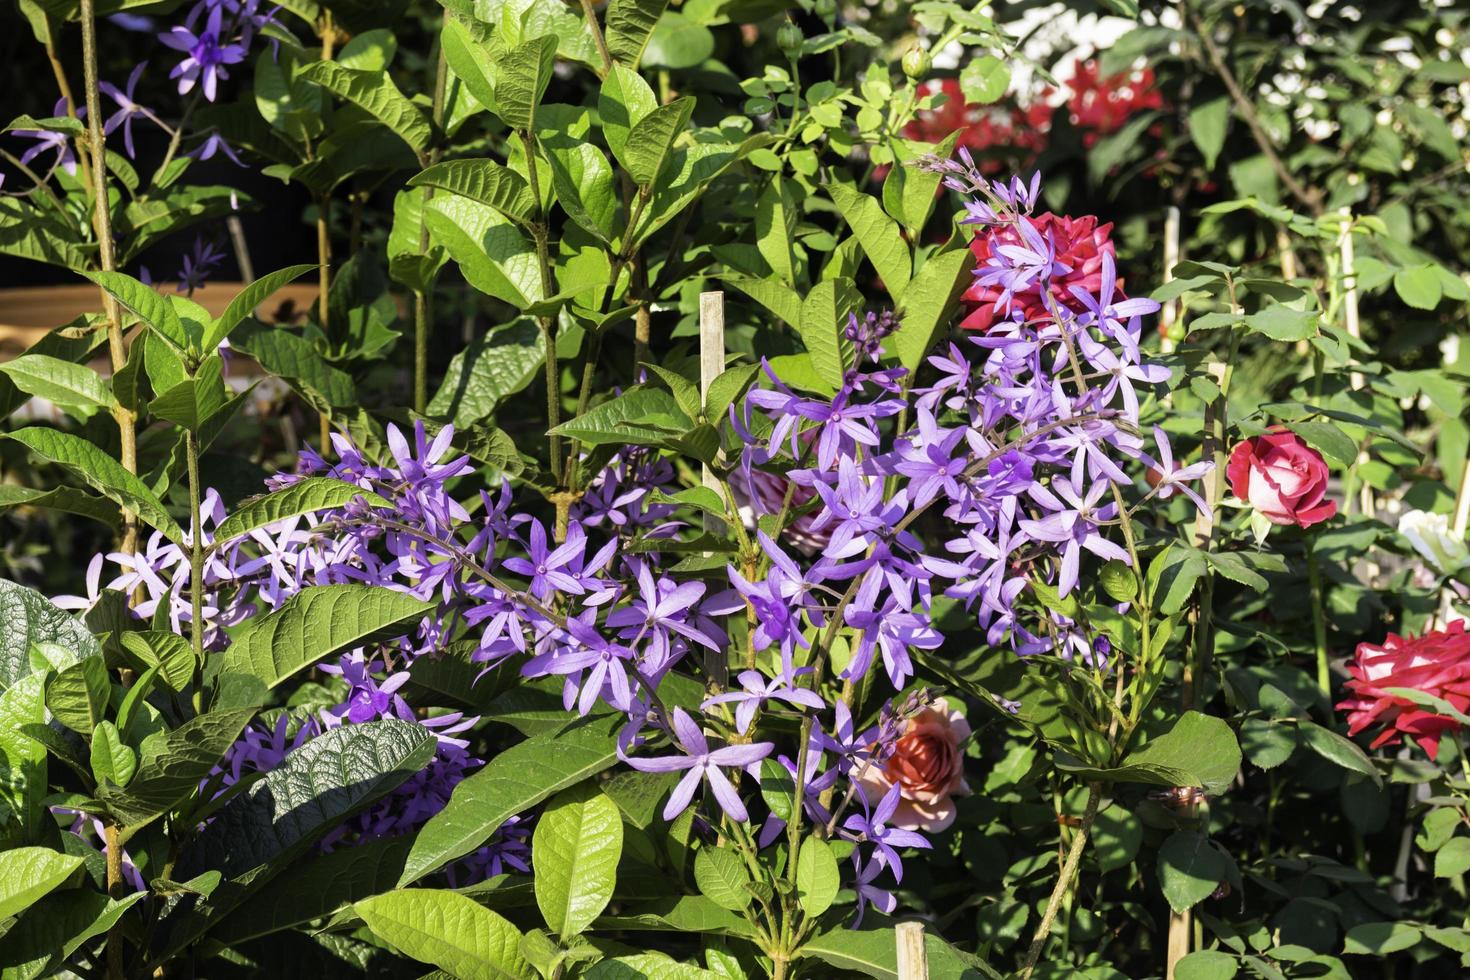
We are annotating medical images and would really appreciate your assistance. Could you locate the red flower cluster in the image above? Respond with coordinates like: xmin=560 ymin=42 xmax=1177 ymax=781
xmin=1065 ymin=60 xmax=1164 ymax=147
xmin=1338 ymin=622 xmax=1470 ymax=760
xmin=904 ymin=79 xmax=1048 ymax=172
xmin=960 ymin=212 xmax=1123 ymax=332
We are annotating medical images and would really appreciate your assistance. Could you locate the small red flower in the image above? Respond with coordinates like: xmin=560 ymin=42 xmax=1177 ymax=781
xmin=1337 ymin=622 xmax=1470 ymax=759
xmin=960 ymin=212 xmax=1123 ymax=332
xmin=1226 ymin=430 xmax=1336 ymax=528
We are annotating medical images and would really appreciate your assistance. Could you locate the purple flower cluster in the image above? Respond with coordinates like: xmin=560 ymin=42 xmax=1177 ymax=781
xmin=159 ymin=0 xmax=271 ymax=102
xmin=59 ymin=168 xmax=1208 ymax=920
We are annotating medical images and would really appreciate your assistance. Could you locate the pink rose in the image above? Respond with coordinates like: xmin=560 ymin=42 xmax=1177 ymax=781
xmin=1337 ymin=622 xmax=1470 ymax=760
xmin=961 ymin=212 xmax=1122 ymax=332
xmin=1226 ymin=430 xmax=1336 ymax=528
xmin=857 ymin=699 xmax=971 ymax=832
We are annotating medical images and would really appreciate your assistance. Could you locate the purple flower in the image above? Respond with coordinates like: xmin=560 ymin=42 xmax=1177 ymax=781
xmin=625 ymin=708 xmax=772 ymax=822
xmin=177 ymin=235 xmax=227 ymax=293
xmin=99 ymin=63 xmax=157 ymax=159
xmin=189 ymin=130 xmax=245 ymax=165
xmin=1020 ymin=478 xmax=1128 ymax=597
xmin=702 ymin=668 xmax=825 ymax=734
xmin=842 ymin=783 xmax=930 ymax=881
xmin=13 ymin=99 xmax=80 ymax=175
xmin=850 ymin=851 xmax=897 ymax=927
xmin=160 ymin=6 xmax=246 ymax=101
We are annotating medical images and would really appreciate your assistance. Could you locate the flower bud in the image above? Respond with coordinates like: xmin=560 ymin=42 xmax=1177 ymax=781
xmin=901 ymin=46 xmax=931 ymax=80
xmin=776 ymin=21 xmax=803 ymax=56
xmin=814 ymin=0 xmax=837 ymax=21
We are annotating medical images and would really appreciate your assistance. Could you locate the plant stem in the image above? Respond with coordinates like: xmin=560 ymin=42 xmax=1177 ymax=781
xmin=577 ymin=0 xmax=614 ymax=75
xmin=315 ymin=193 xmax=332 ymax=446
xmin=522 ymin=131 xmax=564 ymax=485
xmin=1020 ymin=783 xmax=1102 ymax=980
xmin=412 ymin=44 xmax=449 ymax=415
xmin=186 ymin=431 xmax=205 ymax=661
xmin=103 ymin=822 xmax=125 ymax=978
xmin=1307 ymin=536 xmax=1330 ymax=695
xmin=80 ymin=0 xmax=139 ymax=557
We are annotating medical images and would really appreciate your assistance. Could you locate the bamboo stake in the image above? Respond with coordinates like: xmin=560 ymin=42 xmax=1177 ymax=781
xmin=1159 ymin=206 xmax=1181 ymax=355
xmin=896 ymin=921 xmax=929 ymax=980
xmin=699 ymin=291 xmax=729 ymax=689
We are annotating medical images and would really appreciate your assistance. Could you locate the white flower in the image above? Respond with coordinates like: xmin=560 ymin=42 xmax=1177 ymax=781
xmin=1398 ymin=509 xmax=1469 ymax=577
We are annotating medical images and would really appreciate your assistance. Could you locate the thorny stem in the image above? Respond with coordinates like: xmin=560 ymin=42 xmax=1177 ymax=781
xmin=80 ymin=0 xmax=139 ymax=558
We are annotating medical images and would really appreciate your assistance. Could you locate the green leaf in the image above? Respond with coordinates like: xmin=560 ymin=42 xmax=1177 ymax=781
xmin=794 ymin=836 xmax=839 ymax=916
xmin=1091 ymin=803 xmax=1143 ymax=873
xmin=829 ymin=184 xmax=911 ymax=300
xmin=203 ymin=264 xmax=316 ymax=353
xmin=704 ymin=363 xmax=761 ymax=423
xmin=86 ymin=270 xmax=190 ymax=352
xmin=296 ymin=62 xmax=431 ymax=153
xmin=1298 ymin=722 xmax=1380 ymax=784
xmin=439 ymin=16 xmax=497 ymax=111
xmin=643 ymin=11 xmax=714 ymax=69
xmin=188 ymin=719 xmax=436 ymax=879
xmin=0 ymin=484 xmax=121 ymax=533
xmin=0 ymin=353 xmax=114 ymax=421
xmin=429 ymin=319 xmax=546 ymax=426
xmin=1436 ymin=837 xmax=1470 ymax=878
xmin=98 ymin=709 xmax=257 ymax=828
xmin=4 ymin=428 xmax=183 ymax=544
xmin=356 ymin=888 xmax=533 ymax=980
xmin=533 ymin=784 xmax=623 ymax=939
xmin=542 ymin=139 xmax=619 ymax=242
xmin=799 ymin=278 xmax=862 ymax=388
xmin=213 ymin=477 xmax=378 ymax=543
xmin=1057 ymin=711 xmax=1241 ymax=794
xmin=723 ymin=276 xmax=801 ymax=330
xmin=1188 ymin=97 xmax=1230 ymax=170
xmin=801 ymin=918 xmax=993 ymax=979
xmin=1157 ymin=831 xmax=1228 ymax=913
xmin=118 ymin=632 xmax=194 ymax=693
xmin=549 ymin=387 xmax=691 ymax=447
xmin=495 ymin=35 xmax=558 ymax=131
xmin=410 ymin=159 xmax=536 ymax=226
xmin=1243 ymin=306 xmax=1318 ymax=342
xmin=959 ymin=54 xmax=1009 ymax=104
xmin=599 ymin=65 xmax=658 ymax=165
xmin=399 ymin=715 xmax=622 ymax=885
xmin=1285 ymin=420 xmax=1357 ymax=469
xmin=220 ymin=585 xmax=434 ymax=691
xmin=605 ymin=0 xmax=669 ymax=68
xmin=0 ymin=888 xmax=144 ymax=979
xmin=895 ymin=132 xmax=958 ymax=236
xmin=0 ymin=315 xmax=107 ymax=420
xmin=1343 ymin=921 xmax=1424 ymax=955
xmin=587 ymin=953 xmax=718 ymax=979
xmin=893 ymin=247 xmax=976 ymax=371
xmin=425 ymin=194 xmax=543 ymax=308
xmin=149 ymin=355 xmax=229 ymax=431
xmin=623 ymin=96 xmax=694 ymax=189
xmin=0 ymin=579 xmax=102 ymax=692
xmin=232 ymin=323 xmax=357 ymax=413
xmin=0 ymin=848 xmax=83 ymax=922
xmin=1175 ymin=950 xmax=1239 ymax=980
xmin=0 ymin=674 xmax=50 ymax=846
xmin=693 ymin=845 xmax=750 ymax=911
xmin=44 ymin=655 xmax=109 ymax=736
xmin=1394 ymin=263 xmax=1443 ymax=310
xmin=755 ymin=176 xmax=799 ymax=286
xmin=90 ymin=720 xmax=137 ymax=788
xmin=1239 ymin=718 xmax=1295 ymax=770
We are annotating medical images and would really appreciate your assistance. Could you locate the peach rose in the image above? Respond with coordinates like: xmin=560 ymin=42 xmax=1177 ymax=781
xmin=857 ymin=699 xmax=972 ymax=831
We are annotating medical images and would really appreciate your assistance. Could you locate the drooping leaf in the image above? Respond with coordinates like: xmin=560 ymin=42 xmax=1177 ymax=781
xmin=218 ymin=584 xmax=434 ymax=691
xmin=0 ymin=353 xmax=114 ymax=421
xmin=549 ymin=387 xmax=691 ymax=448
xmin=829 ymin=184 xmax=911 ymax=300
xmin=0 ymin=578 xmax=102 ymax=692
xmin=532 ymin=784 xmax=623 ymax=939
xmin=425 ymin=194 xmax=544 ymax=309
xmin=428 ymin=320 xmax=546 ymax=427
xmin=409 ymin=159 xmax=537 ymax=225
xmin=398 ymin=714 xmax=622 ymax=885
xmin=0 ymin=888 xmax=144 ymax=980
xmin=98 ymin=708 xmax=257 ymax=829
xmin=723 ymin=276 xmax=801 ymax=331
xmin=203 ymin=264 xmax=317 ymax=352
xmin=356 ymin=888 xmax=533 ymax=980
xmin=231 ymin=322 xmax=358 ymax=412
xmin=4 ymin=427 xmax=184 ymax=544
xmin=213 ymin=477 xmax=381 ymax=543
xmin=296 ymin=62 xmax=432 ymax=153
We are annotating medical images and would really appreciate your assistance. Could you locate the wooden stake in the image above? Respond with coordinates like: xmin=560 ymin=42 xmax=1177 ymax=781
xmin=1338 ymin=209 xmax=1375 ymax=519
xmin=699 ymin=291 xmax=729 ymax=689
xmin=896 ymin=921 xmax=929 ymax=980
xmin=1159 ymin=206 xmax=1181 ymax=354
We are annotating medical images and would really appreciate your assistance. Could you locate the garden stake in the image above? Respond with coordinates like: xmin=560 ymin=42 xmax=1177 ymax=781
xmin=896 ymin=921 xmax=929 ymax=980
xmin=1159 ymin=205 xmax=1180 ymax=354
xmin=700 ymin=290 xmax=729 ymax=688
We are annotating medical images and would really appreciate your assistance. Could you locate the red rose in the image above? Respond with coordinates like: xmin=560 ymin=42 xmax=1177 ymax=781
xmin=1225 ymin=430 xmax=1336 ymax=528
xmin=960 ymin=213 xmax=1121 ymax=332
xmin=1337 ymin=622 xmax=1470 ymax=759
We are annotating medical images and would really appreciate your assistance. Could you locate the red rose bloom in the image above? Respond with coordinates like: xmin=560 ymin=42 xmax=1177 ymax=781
xmin=1225 ymin=430 xmax=1337 ymax=528
xmin=960 ymin=213 xmax=1122 ymax=332
xmin=1337 ymin=622 xmax=1470 ymax=759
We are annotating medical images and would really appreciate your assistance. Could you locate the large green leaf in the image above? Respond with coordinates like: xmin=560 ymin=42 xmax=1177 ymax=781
xmin=801 ymin=917 xmax=995 ymax=979
xmin=439 ymin=16 xmax=498 ymax=111
xmin=428 ymin=320 xmax=546 ymax=427
xmin=398 ymin=714 xmax=622 ymax=885
xmin=598 ymin=65 xmax=657 ymax=165
xmin=1157 ymin=830 xmax=1229 ymax=913
xmin=542 ymin=141 xmax=619 ymax=243
xmin=0 ymin=579 xmax=102 ymax=691
xmin=533 ymin=785 xmax=623 ymax=939
xmin=0 ymin=353 xmax=114 ymax=421
xmin=425 ymin=194 xmax=543 ymax=309
xmin=755 ymin=177 xmax=799 ymax=286
xmin=409 ymin=159 xmax=536 ymax=226
xmin=794 ymin=836 xmax=839 ymax=916
xmin=605 ymin=0 xmax=669 ymax=68
xmin=188 ymin=720 xmax=436 ymax=879
xmin=829 ymin=184 xmax=911 ymax=300
xmin=356 ymin=888 xmax=533 ymax=980
xmin=296 ymin=62 xmax=431 ymax=154
xmin=0 ymin=848 xmax=83 ymax=922
xmin=203 ymin=264 xmax=316 ymax=352
xmin=586 ymin=954 xmax=717 ymax=980
xmin=1055 ymin=711 xmax=1241 ymax=794
xmin=87 ymin=270 xmax=191 ymax=352
xmin=0 ymin=888 xmax=144 ymax=980
xmin=149 ymin=355 xmax=229 ymax=431
xmin=623 ymin=96 xmax=694 ymax=189
xmin=723 ymin=276 xmax=801 ymax=330
xmin=494 ymin=35 xmax=557 ymax=131
xmin=232 ymin=323 xmax=358 ymax=413
xmin=548 ymin=387 xmax=690 ymax=448
xmin=218 ymin=585 xmax=434 ymax=691
xmin=0 ymin=315 xmax=107 ymax=420
xmin=0 ymin=674 xmax=49 ymax=846
xmin=892 ymin=246 xmax=976 ymax=371
xmin=4 ymin=428 xmax=184 ymax=544
xmin=214 ymin=477 xmax=380 ymax=543
xmin=44 ymin=655 xmax=109 ymax=736
xmin=799 ymin=278 xmax=862 ymax=388
xmin=98 ymin=708 xmax=257 ymax=828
